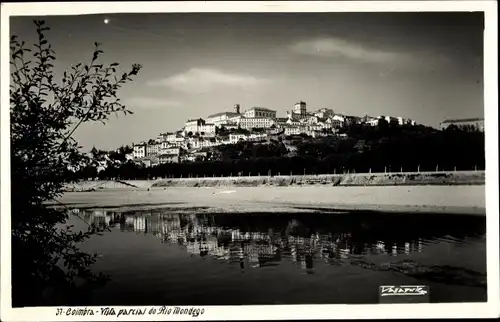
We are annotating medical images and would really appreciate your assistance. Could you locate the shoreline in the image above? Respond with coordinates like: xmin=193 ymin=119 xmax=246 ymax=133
xmin=55 ymin=185 xmax=486 ymax=216
xmin=64 ymin=170 xmax=485 ymax=191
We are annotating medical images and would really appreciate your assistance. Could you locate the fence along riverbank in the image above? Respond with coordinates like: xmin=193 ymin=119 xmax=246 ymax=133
xmin=64 ymin=170 xmax=485 ymax=191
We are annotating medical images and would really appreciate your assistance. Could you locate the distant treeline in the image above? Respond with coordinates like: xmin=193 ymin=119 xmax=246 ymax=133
xmin=72 ymin=121 xmax=485 ymax=180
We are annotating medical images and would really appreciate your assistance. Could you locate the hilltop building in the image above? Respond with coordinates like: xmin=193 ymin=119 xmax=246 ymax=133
xmin=243 ymin=107 xmax=277 ymax=118
xmin=237 ymin=117 xmax=276 ymax=130
xmin=293 ymin=101 xmax=307 ymax=116
xmin=206 ymin=111 xmax=242 ymax=127
xmin=440 ymin=118 xmax=484 ymax=132
xmin=184 ymin=118 xmax=216 ymax=135
xmin=133 ymin=143 xmax=147 ymax=159
xmin=287 ymin=101 xmax=312 ymax=120
xmin=146 ymin=142 xmax=161 ymax=156
xmin=314 ymin=108 xmax=334 ymax=119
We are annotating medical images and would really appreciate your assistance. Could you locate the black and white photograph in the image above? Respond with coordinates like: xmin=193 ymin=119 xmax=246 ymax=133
xmin=1 ymin=1 xmax=499 ymax=320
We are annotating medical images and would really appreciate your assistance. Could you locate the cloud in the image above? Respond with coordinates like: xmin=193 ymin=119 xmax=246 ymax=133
xmin=290 ymin=37 xmax=411 ymax=64
xmin=147 ymin=68 xmax=267 ymax=93
xmin=126 ymin=97 xmax=180 ymax=109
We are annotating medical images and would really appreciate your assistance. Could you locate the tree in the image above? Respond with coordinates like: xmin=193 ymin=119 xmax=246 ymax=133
xmin=10 ymin=20 xmax=142 ymax=306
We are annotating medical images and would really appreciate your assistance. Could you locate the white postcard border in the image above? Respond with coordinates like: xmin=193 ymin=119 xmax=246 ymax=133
xmin=1 ymin=1 xmax=498 ymax=320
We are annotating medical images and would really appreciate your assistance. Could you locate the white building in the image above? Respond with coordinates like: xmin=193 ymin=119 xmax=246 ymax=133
xmin=206 ymin=111 xmax=242 ymax=127
xmin=307 ymin=124 xmax=324 ymax=132
xmin=183 ymin=151 xmax=208 ymax=162
xmin=133 ymin=143 xmax=147 ymax=159
xmin=310 ymin=130 xmax=329 ymax=138
xmin=243 ymin=107 xmax=277 ymax=118
xmin=317 ymin=121 xmax=333 ymax=130
xmin=162 ymin=136 xmax=185 ymax=147
xmin=286 ymin=119 xmax=302 ymax=127
xmin=229 ymin=134 xmax=247 ymax=144
xmin=314 ymin=108 xmax=334 ymax=118
xmin=198 ymin=123 xmax=216 ymax=134
xmin=366 ymin=118 xmax=380 ymax=126
xmin=237 ymin=117 xmax=276 ymax=129
xmin=161 ymin=145 xmax=180 ymax=156
xmin=184 ymin=118 xmax=210 ymax=135
xmin=327 ymin=115 xmax=346 ymax=128
xmin=247 ymin=133 xmax=268 ymax=142
xmin=274 ymin=117 xmax=289 ymax=126
xmin=142 ymin=157 xmax=160 ymax=168
xmin=222 ymin=122 xmax=239 ymax=130
xmin=159 ymin=154 xmax=180 ymax=164
xmin=397 ymin=117 xmax=416 ymax=126
xmin=305 ymin=116 xmax=320 ymax=125
xmin=146 ymin=142 xmax=161 ymax=156
xmin=188 ymin=138 xmax=221 ymax=149
xmin=284 ymin=126 xmax=303 ymax=136
xmin=384 ymin=116 xmax=398 ymax=124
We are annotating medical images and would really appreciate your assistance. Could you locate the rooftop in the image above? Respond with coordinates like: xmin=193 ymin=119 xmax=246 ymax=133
xmin=159 ymin=153 xmax=179 ymax=158
xmin=207 ymin=111 xmax=240 ymax=118
xmin=239 ymin=116 xmax=274 ymax=120
xmin=246 ymin=107 xmax=276 ymax=112
xmin=186 ymin=118 xmax=205 ymax=123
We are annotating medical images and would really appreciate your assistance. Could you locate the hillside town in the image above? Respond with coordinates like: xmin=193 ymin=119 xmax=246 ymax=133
xmin=124 ymin=101 xmax=419 ymax=168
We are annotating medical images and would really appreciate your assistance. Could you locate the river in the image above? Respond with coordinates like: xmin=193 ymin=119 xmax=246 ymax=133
xmin=63 ymin=207 xmax=486 ymax=305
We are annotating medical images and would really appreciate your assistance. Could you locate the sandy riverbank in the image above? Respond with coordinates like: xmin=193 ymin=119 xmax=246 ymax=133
xmin=55 ymin=185 xmax=486 ymax=216
xmin=63 ymin=171 xmax=485 ymax=192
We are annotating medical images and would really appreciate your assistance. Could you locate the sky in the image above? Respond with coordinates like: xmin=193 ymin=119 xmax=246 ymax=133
xmin=10 ymin=12 xmax=484 ymax=150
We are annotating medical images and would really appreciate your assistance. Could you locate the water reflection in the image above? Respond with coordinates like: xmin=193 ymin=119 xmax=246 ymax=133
xmin=79 ymin=209 xmax=485 ymax=275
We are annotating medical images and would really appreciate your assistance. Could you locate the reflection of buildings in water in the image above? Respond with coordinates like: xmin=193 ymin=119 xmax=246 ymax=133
xmin=290 ymin=244 xmax=297 ymax=262
xmin=93 ymin=210 xmax=106 ymax=217
xmin=330 ymin=242 xmax=337 ymax=255
xmin=185 ymin=238 xmax=229 ymax=259
xmin=122 ymin=215 xmax=135 ymax=231
xmin=231 ymin=229 xmax=242 ymax=241
xmin=134 ymin=216 xmax=146 ymax=232
xmin=375 ymin=241 xmax=386 ymax=254
xmin=248 ymin=252 xmax=259 ymax=265
xmin=186 ymin=241 xmax=201 ymax=255
xmin=112 ymin=211 xmax=433 ymax=270
xmin=85 ymin=210 xmax=109 ymax=230
xmin=339 ymin=248 xmax=350 ymax=260
xmin=392 ymin=244 xmax=398 ymax=256
xmin=177 ymin=232 xmax=187 ymax=245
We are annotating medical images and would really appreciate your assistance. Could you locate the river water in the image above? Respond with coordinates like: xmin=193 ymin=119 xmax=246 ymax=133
xmin=68 ymin=208 xmax=486 ymax=305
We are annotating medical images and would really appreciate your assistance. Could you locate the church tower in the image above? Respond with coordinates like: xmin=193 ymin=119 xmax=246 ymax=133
xmin=294 ymin=101 xmax=307 ymax=116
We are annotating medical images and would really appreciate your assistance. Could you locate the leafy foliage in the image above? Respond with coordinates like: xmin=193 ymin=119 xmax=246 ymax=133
xmin=10 ymin=20 xmax=141 ymax=306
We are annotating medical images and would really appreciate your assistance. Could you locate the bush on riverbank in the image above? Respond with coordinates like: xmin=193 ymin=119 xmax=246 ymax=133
xmin=10 ymin=21 xmax=142 ymax=306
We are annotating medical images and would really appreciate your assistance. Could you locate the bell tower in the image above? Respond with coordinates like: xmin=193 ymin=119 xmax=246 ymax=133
xmin=294 ymin=101 xmax=307 ymax=116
